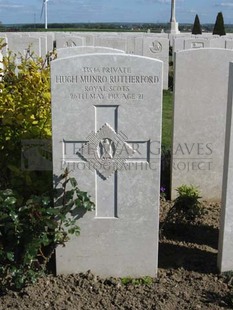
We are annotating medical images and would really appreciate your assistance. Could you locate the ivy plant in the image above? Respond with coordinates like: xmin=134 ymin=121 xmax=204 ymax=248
xmin=0 ymin=168 xmax=94 ymax=291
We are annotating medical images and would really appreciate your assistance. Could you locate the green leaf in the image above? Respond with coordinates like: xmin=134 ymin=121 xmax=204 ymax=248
xmin=68 ymin=226 xmax=80 ymax=236
xmin=5 ymin=196 xmax=17 ymax=205
xmin=42 ymin=196 xmax=51 ymax=206
xmin=74 ymin=198 xmax=81 ymax=208
xmin=69 ymin=177 xmax=77 ymax=188
xmin=7 ymin=252 xmax=14 ymax=261
xmin=45 ymin=208 xmax=59 ymax=215
xmin=83 ymin=201 xmax=95 ymax=211
xmin=7 ymin=164 xmax=21 ymax=174
xmin=2 ymin=189 xmax=14 ymax=196
xmin=9 ymin=211 xmax=18 ymax=221
xmin=65 ymin=189 xmax=75 ymax=200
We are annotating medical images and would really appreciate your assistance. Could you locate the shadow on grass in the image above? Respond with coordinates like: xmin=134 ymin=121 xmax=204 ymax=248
xmin=159 ymin=222 xmax=219 ymax=274
xmin=158 ymin=242 xmax=218 ymax=274
xmin=160 ymin=222 xmax=219 ymax=249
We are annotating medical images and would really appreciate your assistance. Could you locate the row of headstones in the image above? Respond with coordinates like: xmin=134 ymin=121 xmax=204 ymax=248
xmin=2 ymin=31 xmax=233 ymax=56
xmin=6 ymin=31 xmax=233 ymax=86
xmin=1 ymin=31 xmax=233 ymax=275
xmin=3 ymin=31 xmax=233 ymax=89
xmin=0 ymin=32 xmax=169 ymax=89
xmin=0 ymin=32 xmax=54 ymax=57
xmin=173 ymin=34 xmax=233 ymax=54
xmin=51 ymin=46 xmax=233 ymax=277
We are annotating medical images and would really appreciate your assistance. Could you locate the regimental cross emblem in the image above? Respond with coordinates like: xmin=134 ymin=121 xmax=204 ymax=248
xmin=62 ymin=105 xmax=149 ymax=218
xmin=77 ymin=123 xmax=135 ymax=179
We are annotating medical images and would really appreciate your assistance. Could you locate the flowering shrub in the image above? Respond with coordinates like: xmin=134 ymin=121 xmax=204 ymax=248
xmin=0 ymin=40 xmax=53 ymax=195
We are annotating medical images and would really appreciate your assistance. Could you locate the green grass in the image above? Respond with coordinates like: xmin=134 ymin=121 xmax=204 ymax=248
xmin=161 ymin=90 xmax=173 ymax=196
xmin=121 ymin=276 xmax=153 ymax=286
xmin=162 ymin=90 xmax=173 ymax=149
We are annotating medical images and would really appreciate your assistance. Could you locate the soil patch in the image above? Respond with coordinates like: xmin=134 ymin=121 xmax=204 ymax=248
xmin=1 ymin=200 xmax=233 ymax=310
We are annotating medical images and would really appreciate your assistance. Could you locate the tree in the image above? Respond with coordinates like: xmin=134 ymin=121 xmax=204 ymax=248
xmin=213 ymin=12 xmax=226 ymax=36
xmin=192 ymin=14 xmax=202 ymax=35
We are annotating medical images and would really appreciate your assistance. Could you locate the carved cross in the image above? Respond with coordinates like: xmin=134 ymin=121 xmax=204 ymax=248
xmin=63 ymin=105 xmax=149 ymax=218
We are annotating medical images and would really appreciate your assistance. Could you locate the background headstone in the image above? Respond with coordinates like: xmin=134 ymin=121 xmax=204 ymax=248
xmin=94 ymin=35 xmax=126 ymax=51
xmin=184 ymin=37 xmax=210 ymax=49
xmin=29 ymin=32 xmax=54 ymax=55
xmin=52 ymin=53 xmax=162 ymax=277
xmin=55 ymin=34 xmax=86 ymax=48
xmin=56 ymin=46 xmax=125 ymax=58
xmin=0 ymin=50 xmax=3 ymax=82
xmin=142 ymin=37 xmax=169 ymax=89
xmin=0 ymin=35 xmax=8 ymax=55
xmin=210 ymin=38 xmax=226 ymax=48
xmin=225 ymin=39 xmax=233 ymax=50
xmin=126 ymin=35 xmax=143 ymax=55
xmin=171 ymin=48 xmax=233 ymax=201
xmin=7 ymin=34 xmax=41 ymax=56
xmin=218 ymin=62 xmax=233 ymax=272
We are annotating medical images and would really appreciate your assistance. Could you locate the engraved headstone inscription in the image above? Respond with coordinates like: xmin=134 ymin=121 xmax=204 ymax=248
xmin=51 ymin=54 xmax=162 ymax=277
xmin=55 ymin=34 xmax=85 ymax=49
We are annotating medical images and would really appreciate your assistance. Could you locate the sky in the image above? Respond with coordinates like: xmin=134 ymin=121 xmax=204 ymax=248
xmin=0 ymin=0 xmax=233 ymax=25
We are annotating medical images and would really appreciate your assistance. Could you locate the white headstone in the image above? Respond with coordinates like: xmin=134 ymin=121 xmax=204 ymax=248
xmin=218 ymin=62 xmax=233 ymax=272
xmin=172 ymin=37 xmax=185 ymax=57
xmin=0 ymin=50 xmax=3 ymax=83
xmin=38 ymin=36 xmax=47 ymax=57
xmin=172 ymin=48 xmax=233 ymax=201
xmin=173 ymin=37 xmax=211 ymax=56
xmin=94 ymin=35 xmax=126 ymax=51
xmin=226 ymin=39 xmax=233 ymax=50
xmin=7 ymin=34 xmax=41 ymax=56
xmin=184 ymin=37 xmax=210 ymax=49
xmin=0 ymin=35 xmax=8 ymax=55
xmin=57 ymin=46 xmax=125 ymax=58
xmin=142 ymin=37 xmax=169 ymax=89
xmin=126 ymin=35 xmax=143 ymax=55
xmin=29 ymin=32 xmax=54 ymax=54
xmin=56 ymin=34 xmax=85 ymax=48
xmin=51 ymin=53 xmax=162 ymax=277
xmin=210 ymin=38 xmax=226 ymax=48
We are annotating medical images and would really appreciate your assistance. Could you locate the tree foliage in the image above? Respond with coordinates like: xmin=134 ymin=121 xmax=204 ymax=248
xmin=213 ymin=12 xmax=226 ymax=36
xmin=192 ymin=14 xmax=202 ymax=35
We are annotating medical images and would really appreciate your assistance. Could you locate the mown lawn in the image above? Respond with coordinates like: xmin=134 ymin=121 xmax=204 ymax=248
xmin=162 ymin=90 xmax=173 ymax=150
xmin=160 ymin=90 xmax=173 ymax=195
